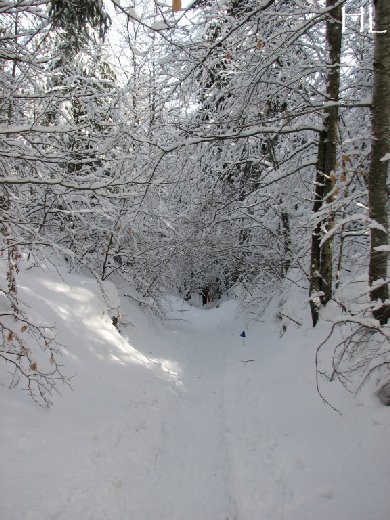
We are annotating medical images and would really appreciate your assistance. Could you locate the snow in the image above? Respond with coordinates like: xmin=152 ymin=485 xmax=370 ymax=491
xmin=374 ymin=245 xmax=390 ymax=252
xmin=126 ymin=8 xmax=140 ymax=20
xmin=1 ymin=265 xmax=389 ymax=520
xmin=130 ymin=45 xmax=147 ymax=57
xmin=150 ymin=21 xmax=170 ymax=31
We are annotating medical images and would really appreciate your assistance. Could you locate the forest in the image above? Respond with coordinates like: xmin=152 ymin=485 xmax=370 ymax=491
xmin=0 ymin=1 xmax=389 ymax=518
xmin=1 ymin=0 xmax=389 ymax=405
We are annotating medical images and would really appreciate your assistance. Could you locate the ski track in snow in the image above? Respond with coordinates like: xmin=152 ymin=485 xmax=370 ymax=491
xmin=1 ymin=270 xmax=389 ymax=520
xmin=133 ymin=307 xmax=240 ymax=520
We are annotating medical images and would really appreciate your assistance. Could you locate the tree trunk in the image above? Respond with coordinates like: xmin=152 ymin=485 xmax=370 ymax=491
xmin=281 ymin=210 xmax=291 ymax=277
xmin=368 ymin=0 xmax=390 ymax=325
xmin=309 ymin=0 xmax=342 ymax=326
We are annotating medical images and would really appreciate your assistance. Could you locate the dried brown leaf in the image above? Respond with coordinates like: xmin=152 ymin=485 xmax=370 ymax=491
xmin=172 ymin=0 xmax=181 ymax=12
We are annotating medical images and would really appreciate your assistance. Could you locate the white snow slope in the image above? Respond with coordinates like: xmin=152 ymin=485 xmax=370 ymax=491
xmin=1 ymin=265 xmax=389 ymax=520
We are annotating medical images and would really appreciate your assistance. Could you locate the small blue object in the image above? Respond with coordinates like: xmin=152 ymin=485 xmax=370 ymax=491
xmin=240 ymin=331 xmax=246 ymax=338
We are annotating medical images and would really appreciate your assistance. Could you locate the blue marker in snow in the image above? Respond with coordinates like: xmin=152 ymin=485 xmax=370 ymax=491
xmin=240 ymin=331 xmax=246 ymax=338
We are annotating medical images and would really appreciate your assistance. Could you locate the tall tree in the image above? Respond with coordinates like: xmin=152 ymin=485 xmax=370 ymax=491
xmin=368 ymin=0 xmax=390 ymax=325
xmin=309 ymin=0 xmax=343 ymax=326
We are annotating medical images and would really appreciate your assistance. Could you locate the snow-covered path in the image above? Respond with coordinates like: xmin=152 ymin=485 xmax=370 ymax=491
xmin=147 ymin=302 xmax=295 ymax=520
xmin=1 ymin=270 xmax=389 ymax=520
xmin=143 ymin=307 xmax=238 ymax=520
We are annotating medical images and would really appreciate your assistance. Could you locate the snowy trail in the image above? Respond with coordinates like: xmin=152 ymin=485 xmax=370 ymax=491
xmin=136 ymin=304 xmax=240 ymax=520
xmin=0 ymin=270 xmax=246 ymax=520
xmin=1 ymin=271 xmax=390 ymax=520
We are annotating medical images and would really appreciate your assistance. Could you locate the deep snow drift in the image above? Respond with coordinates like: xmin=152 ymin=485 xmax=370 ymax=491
xmin=0 ymin=265 xmax=389 ymax=520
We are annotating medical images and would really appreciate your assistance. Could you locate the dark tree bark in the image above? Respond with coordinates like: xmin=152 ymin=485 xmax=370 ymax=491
xmin=368 ymin=0 xmax=390 ymax=325
xmin=281 ymin=211 xmax=291 ymax=277
xmin=309 ymin=0 xmax=342 ymax=326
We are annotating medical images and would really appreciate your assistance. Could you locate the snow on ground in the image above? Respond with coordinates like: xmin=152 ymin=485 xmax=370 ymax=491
xmin=1 ymin=265 xmax=389 ymax=520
